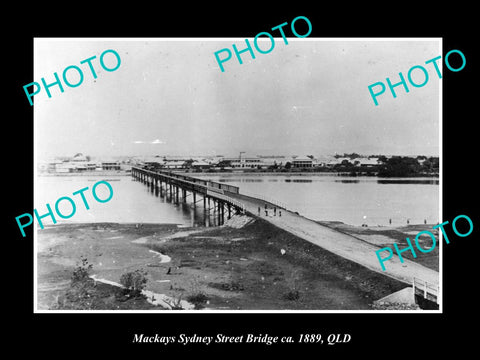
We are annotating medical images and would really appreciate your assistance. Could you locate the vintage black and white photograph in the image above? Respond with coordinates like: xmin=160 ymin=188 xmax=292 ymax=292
xmin=33 ymin=38 xmax=441 ymax=312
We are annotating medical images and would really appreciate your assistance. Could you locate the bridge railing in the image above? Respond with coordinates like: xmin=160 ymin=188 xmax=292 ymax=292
xmin=133 ymin=167 xmax=246 ymax=213
xmin=206 ymin=190 xmax=246 ymax=213
xmin=413 ymin=277 xmax=439 ymax=304
xmin=240 ymin=190 xmax=287 ymax=210
xmin=153 ymin=169 xmax=240 ymax=194
xmin=135 ymin=168 xmax=210 ymax=194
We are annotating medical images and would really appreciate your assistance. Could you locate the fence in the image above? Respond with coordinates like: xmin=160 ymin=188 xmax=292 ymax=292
xmin=206 ymin=189 xmax=246 ymax=213
xmin=158 ymin=170 xmax=240 ymax=194
xmin=413 ymin=277 xmax=439 ymax=304
xmin=239 ymin=190 xmax=288 ymax=210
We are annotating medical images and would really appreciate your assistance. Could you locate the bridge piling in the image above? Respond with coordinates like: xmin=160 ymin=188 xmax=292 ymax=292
xmin=131 ymin=167 xmax=245 ymax=227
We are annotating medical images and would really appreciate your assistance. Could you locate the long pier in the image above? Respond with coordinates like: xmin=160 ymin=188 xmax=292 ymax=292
xmin=131 ymin=167 xmax=246 ymax=225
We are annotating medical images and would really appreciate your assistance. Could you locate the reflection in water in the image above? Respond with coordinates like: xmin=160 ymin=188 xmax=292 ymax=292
xmin=285 ymin=179 xmax=313 ymax=183
xmin=217 ymin=178 xmax=263 ymax=183
xmin=146 ymin=181 xmax=226 ymax=227
xmin=36 ymin=176 xmax=226 ymax=227
xmin=377 ymin=179 xmax=439 ymax=185
xmin=335 ymin=180 xmax=360 ymax=184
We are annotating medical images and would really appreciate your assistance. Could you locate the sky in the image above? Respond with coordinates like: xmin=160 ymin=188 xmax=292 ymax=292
xmin=34 ymin=38 xmax=441 ymax=160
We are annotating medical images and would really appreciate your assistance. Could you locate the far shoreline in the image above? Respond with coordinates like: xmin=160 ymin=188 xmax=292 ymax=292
xmin=37 ymin=170 xmax=439 ymax=180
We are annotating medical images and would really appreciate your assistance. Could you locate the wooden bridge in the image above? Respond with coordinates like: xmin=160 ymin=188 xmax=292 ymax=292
xmin=131 ymin=167 xmax=246 ymax=225
xmin=131 ymin=166 xmax=439 ymax=306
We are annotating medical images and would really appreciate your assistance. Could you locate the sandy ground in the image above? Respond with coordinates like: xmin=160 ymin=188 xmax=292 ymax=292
xmin=36 ymin=216 xmax=417 ymax=311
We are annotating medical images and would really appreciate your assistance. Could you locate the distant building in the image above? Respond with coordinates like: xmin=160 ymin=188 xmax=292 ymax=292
xmin=163 ymin=160 xmax=185 ymax=169
xmin=71 ymin=153 xmax=89 ymax=162
xmin=357 ymin=157 xmax=380 ymax=167
xmin=191 ymin=160 xmax=210 ymax=169
xmin=55 ymin=162 xmax=72 ymax=173
xmin=142 ymin=156 xmax=163 ymax=168
xmin=292 ymin=155 xmax=314 ymax=168
xmin=220 ymin=154 xmax=285 ymax=169
xmin=101 ymin=162 xmax=121 ymax=170
xmin=101 ymin=157 xmax=121 ymax=170
xmin=221 ymin=154 xmax=262 ymax=169
xmin=326 ymin=157 xmax=351 ymax=167
xmin=315 ymin=155 xmax=335 ymax=167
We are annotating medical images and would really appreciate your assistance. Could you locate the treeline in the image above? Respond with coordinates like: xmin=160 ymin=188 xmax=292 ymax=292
xmin=377 ymin=156 xmax=438 ymax=177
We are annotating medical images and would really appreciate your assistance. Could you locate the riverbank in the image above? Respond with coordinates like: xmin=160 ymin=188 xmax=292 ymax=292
xmin=37 ymin=216 xmax=429 ymax=311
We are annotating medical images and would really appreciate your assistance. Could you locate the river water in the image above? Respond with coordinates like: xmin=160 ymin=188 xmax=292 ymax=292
xmin=200 ymin=173 xmax=440 ymax=226
xmin=35 ymin=173 xmax=439 ymax=227
xmin=35 ymin=176 xmax=196 ymax=226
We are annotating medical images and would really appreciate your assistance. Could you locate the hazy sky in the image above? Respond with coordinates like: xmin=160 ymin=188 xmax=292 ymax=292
xmin=34 ymin=38 xmax=441 ymax=159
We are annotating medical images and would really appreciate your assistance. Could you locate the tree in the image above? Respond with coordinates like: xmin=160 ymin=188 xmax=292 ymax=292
xmin=184 ymin=159 xmax=194 ymax=168
xmin=421 ymin=157 xmax=439 ymax=173
xmin=268 ymin=161 xmax=279 ymax=170
xmin=378 ymin=156 xmax=422 ymax=177
xmin=378 ymin=155 xmax=388 ymax=164
xmin=217 ymin=160 xmax=232 ymax=168
xmin=284 ymin=162 xmax=292 ymax=169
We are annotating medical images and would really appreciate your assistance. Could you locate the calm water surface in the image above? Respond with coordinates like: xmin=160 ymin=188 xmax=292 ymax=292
xmin=35 ymin=173 xmax=439 ymax=227
xmin=35 ymin=176 xmax=200 ymax=226
xmin=197 ymin=173 xmax=440 ymax=226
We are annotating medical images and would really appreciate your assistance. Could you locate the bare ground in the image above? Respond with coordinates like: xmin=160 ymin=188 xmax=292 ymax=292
xmin=37 ymin=218 xmax=417 ymax=311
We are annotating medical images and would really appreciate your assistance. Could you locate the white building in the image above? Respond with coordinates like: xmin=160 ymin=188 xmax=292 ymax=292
xmin=356 ymin=157 xmax=380 ymax=167
xmin=292 ymin=155 xmax=314 ymax=168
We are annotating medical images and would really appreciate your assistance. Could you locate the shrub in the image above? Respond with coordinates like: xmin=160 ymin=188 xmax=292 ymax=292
xmin=71 ymin=256 xmax=93 ymax=283
xmin=283 ymin=269 xmax=301 ymax=301
xmin=186 ymin=276 xmax=209 ymax=309
xmin=120 ymin=269 xmax=148 ymax=296
xmin=186 ymin=293 xmax=209 ymax=309
xmin=283 ymin=290 xmax=300 ymax=301
xmin=56 ymin=256 xmax=96 ymax=309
